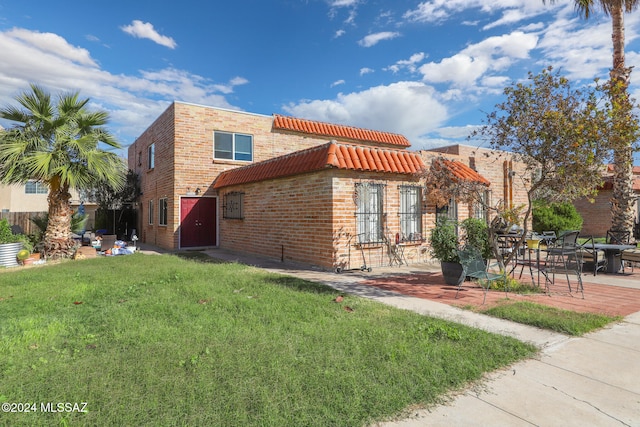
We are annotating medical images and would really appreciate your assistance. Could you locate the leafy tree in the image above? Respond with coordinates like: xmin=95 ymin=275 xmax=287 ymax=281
xmin=545 ymin=0 xmax=640 ymax=238
xmin=463 ymin=67 xmax=627 ymax=265
xmin=84 ymin=169 xmax=140 ymax=230
xmin=0 ymin=85 xmax=126 ymax=259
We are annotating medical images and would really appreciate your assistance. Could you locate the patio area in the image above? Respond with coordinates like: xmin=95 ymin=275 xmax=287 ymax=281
xmin=360 ymin=266 xmax=640 ymax=317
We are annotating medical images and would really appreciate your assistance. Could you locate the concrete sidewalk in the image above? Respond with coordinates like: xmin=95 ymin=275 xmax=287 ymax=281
xmin=162 ymin=246 xmax=640 ymax=425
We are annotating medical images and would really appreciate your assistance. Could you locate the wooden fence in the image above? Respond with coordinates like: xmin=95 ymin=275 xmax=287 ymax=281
xmin=0 ymin=211 xmax=46 ymax=235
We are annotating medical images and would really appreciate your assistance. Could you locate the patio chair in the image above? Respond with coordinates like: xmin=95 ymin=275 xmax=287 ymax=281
xmin=607 ymin=230 xmax=632 ymax=272
xmin=621 ymin=245 xmax=640 ymax=273
xmin=544 ymin=230 xmax=584 ymax=298
xmin=577 ymin=236 xmax=607 ymax=276
xmin=457 ymin=246 xmax=508 ymax=305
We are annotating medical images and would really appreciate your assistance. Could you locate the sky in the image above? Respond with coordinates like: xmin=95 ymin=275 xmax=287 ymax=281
xmin=1 ymin=0 xmax=640 ymax=164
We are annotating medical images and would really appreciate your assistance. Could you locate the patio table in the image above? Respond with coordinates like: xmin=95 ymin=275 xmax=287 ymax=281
xmin=593 ymin=243 xmax=637 ymax=273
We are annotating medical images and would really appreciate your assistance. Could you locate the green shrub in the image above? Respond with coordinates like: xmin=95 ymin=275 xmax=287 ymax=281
xmin=460 ymin=218 xmax=491 ymax=259
xmin=430 ymin=218 xmax=459 ymax=262
xmin=532 ymin=200 xmax=583 ymax=235
xmin=0 ymin=218 xmax=21 ymax=244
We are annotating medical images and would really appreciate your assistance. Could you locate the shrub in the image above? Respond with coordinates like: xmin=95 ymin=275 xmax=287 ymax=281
xmin=0 ymin=218 xmax=20 ymax=244
xmin=429 ymin=218 xmax=459 ymax=263
xmin=532 ymin=200 xmax=583 ymax=235
xmin=460 ymin=218 xmax=492 ymax=259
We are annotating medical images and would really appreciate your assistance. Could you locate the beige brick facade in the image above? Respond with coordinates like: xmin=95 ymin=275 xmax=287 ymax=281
xmin=129 ymin=102 xmax=529 ymax=270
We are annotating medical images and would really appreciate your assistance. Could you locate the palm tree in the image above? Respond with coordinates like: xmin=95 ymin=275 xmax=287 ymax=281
xmin=0 ymin=84 xmax=126 ymax=259
xmin=545 ymin=0 xmax=640 ymax=236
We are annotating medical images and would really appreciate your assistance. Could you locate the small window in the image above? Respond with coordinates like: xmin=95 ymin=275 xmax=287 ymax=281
xmin=399 ymin=186 xmax=422 ymax=242
xmin=214 ymin=131 xmax=253 ymax=161
xmin=25 ymin=181 xmax=48 ymax=194
xmin=159 ymin=198 xmax=168 ymax=226
xmin=148 ymin=144 xmax=155 ymax=169
xmin=223 ymin=192 xmax=244 ymax=219
xmin=148 ymin=200 xmax=154 ymax=225
xmin=473 ymin=190 xmax=490 ymax=221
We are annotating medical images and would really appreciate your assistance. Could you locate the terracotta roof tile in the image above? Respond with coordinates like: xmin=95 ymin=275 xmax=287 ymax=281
xmin=441 ymin=159 xmax=491 ymax=187
xmin=272 ymin=114 xmax=410 ymax=147
xmin=213 ymin=142 xmax=424 ymax=189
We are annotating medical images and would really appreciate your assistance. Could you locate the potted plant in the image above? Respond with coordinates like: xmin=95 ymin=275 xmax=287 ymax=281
xmin=429 ymin=218 xmax=464 ymax=285
xmin=0 ymin=218 xmax=26 ymax=268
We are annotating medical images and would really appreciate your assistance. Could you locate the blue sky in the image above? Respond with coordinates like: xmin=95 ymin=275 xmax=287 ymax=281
xmin=1 ymin=0 xmax=640 ymax=164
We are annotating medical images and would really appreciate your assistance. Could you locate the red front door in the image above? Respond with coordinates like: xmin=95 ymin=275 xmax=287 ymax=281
xmin=180 ymin=197 xmax=217 ymax=248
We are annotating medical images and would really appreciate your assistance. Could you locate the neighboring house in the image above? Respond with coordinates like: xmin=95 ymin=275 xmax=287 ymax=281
xmin=128 ymin=101 xmax=527 ymax=270
xmin=574 ymin=165 xmax=640 ymax=238
xmin=0 ymin=182 xmax=97 ymax=232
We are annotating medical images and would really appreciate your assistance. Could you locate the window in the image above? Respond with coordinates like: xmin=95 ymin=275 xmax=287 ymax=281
xmin=223 ymin=192 xmax=244 ymax=219
xmin=25 ymin=181 xmax=48 ymax=194
xmin=399 ymin=186 xmax=422 ymax=242
xmin=148 ymin=144 xmax=155 ymax=169
xmin=214 ymin=131 xmax=253 ymax=161
xmin=148 ymin=200 xmax=154 ymax=225
xmin=473 ymin=190 xmax=490 ymax=221
xmin=436 ymin=197 xmax=458 ymax=223
xmin=355 ymin=183 xmax=384 ymax=244
xmin=159 ymin=198 xmax=168 ymax=226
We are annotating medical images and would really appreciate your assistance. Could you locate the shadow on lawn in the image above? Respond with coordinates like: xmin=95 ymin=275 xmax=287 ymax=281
xmin=173 ymin=251 xmax=230 ymax=264
xmin=263 ymin=275 xmax=337 ymax=295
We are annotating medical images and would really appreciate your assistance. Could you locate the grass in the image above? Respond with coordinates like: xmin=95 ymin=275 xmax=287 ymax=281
xmin=0 ymin=253 xmax=537 ymax=427
xmin=480 ymin=301 xmax=621 ymax=336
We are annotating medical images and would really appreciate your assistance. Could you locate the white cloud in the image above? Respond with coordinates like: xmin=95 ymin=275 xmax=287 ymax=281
xmin=360 ymin=67 xmax=374 ymax=76
xmin=358 ymin=31 xmax=400 ymax=47
xmin=385 ymin=52 xmax=426 ymax=74
xmin=419 ymin=31 xmax=538 ymax=87
xmin=403 ymin=0 xmax=561 ymax=27
xmin=334 ymin=29 xmax=346 ymax=38
xmin=0 ymin=28 xmax=242 ymax=149
xmin=6 ymin=28 xmax=98 ymax=67
xmin=283 ymin=81 xmax=448 ymax=149
xmin=121 ymin=20 xmax=177 ymax=49
xmin=330 ymin=79 xmax=346 ymax=87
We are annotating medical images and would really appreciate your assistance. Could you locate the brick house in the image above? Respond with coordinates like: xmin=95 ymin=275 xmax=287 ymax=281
xmin=128 ymin=101 xmax=526 ymax=270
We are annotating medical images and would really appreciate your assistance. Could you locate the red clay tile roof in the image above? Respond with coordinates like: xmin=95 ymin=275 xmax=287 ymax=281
xmin=213 ymin=142 xmax=424 ymax=189
xmin=441 ymin=159 xmax=491 ymax=187
xmin=272 ymin=114 xmax=410 ymax=147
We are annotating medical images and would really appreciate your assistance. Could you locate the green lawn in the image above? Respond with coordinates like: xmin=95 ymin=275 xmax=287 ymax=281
xmin=0 ymin=254 xmax=536 ymax=426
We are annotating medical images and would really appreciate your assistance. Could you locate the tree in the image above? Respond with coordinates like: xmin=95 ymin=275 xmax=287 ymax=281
xmin=85 ymin=169 xmax=140 ymax=231
xmin=545 ymin=0 xmax=640 ymax=237
xmin=463 ymin=67 xmax=630 ymax=265
xmin=0 ymin=84 xmax=126 ymax=259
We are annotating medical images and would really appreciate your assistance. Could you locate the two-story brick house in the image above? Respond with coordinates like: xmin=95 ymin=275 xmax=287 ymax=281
xmin=128 ymin=101 xmax=523 ymax=270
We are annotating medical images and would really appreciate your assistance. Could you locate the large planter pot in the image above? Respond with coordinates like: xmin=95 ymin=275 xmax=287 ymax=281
xmin=0 ymin=242 xmax=23 ymax=268
xmin=441 ymin=261 xmax=465 ymax=286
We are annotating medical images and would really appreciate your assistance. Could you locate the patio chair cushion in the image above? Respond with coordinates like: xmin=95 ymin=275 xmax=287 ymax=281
xmin=621 ymin=248 xmax=640 ymax=262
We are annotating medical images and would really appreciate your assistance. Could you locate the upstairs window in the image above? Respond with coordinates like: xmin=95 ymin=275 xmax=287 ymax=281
xmin=148 ymin=143 xmax=155 ymax=169
xmin=214 ymin=131 xmax=253 ymax=161
xmin=25 ymin=181 xmax=48 ymax=194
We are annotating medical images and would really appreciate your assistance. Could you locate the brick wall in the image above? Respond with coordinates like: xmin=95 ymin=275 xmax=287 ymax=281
xmin=129 ymin=101 xmax=386 ymax=251
xmin=218 ymin=169 xmax=427 ymax=270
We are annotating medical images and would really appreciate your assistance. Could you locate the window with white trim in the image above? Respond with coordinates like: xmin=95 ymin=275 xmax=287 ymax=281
xmin=223 ymin=192 xmax=244 ymax=219
xmin=355 ymin=183 xmax=384 ymax=244
xmin=159 ymin=198 xmax=168 ymax=226
xmin=214 ymin=131 xmax=253 ymax=161
xmin=399 ymin=186 xmax=422 ymax=242
xmin=148 ymin=143 xmax=155 ymax=169
xmin=25 ymin=181 xmax=48 ymax=194
xmin=148 ymin=200 xmax=154 ymax=225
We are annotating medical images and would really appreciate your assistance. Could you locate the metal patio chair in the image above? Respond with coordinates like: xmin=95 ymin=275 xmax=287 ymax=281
xmin=457 ymin=246 xmax=508 ymax=304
